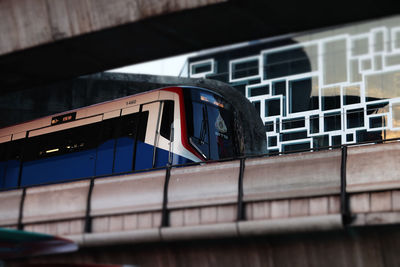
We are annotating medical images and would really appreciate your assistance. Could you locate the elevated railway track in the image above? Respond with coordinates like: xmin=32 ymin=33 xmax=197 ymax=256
xmin=2 ymin=141 xmax=400 ymax=246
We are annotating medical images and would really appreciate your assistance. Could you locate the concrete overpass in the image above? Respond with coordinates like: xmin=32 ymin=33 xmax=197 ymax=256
xmin=2 ymin=1 xmax=400 ymax=266
xmin=0 ymin=0 xmax=399 ymax=94
xmin=2 ymin=141 xmax=400 ymax=266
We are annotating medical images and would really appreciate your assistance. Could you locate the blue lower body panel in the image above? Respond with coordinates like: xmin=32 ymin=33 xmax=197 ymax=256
xmin=95 ymin=140 xmax=115 ymax=176
xmin=134 ymin=141 xmax=154 ymax=170
xmin=114 ymin=137 xmax=135 ymax=173
xmin=1 ymin=141 xmax=196 ymax=189
xmin=0 ymin=160 xmax=20 ymax=189
xmin=21 ymin=150 xmax=96 ymax=186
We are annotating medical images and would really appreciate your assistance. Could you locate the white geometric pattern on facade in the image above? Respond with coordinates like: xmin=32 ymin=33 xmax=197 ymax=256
xmin=189 ymin=25 xmax=400 ymax=152
xmin=189 ymin=58 xmax=215 ymax=78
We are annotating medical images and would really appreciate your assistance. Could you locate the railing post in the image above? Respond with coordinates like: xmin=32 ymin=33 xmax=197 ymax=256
xmin=237 ymin=158 xmax=246 ymax=221
xmin=341 ymin=145 xmax=352 ymax=225
xmin=161 ymin=165 xmax=171 ymax=227
xmin=84 ymin=178 xmax=95 ymax=233
xmin=17 ymin=187 xmax=26 ymax=230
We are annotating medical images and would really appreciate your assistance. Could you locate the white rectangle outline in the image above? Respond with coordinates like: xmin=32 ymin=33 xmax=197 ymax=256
xmin=229 ymin=55 xmax=261 ymax=83
xmin=189 ymin=58 xmax=215 ymax=78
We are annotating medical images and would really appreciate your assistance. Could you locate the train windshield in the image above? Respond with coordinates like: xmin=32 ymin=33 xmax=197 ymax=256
xmin=185 ymin=89 xmax=235 ymax=160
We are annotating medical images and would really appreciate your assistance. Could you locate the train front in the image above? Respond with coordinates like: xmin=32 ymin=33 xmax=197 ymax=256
xmin=182 ymin=87 xmax=238 ymax=161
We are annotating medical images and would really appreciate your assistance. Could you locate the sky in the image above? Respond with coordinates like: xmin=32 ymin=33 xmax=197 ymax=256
xmin=107 ymin=52 xmax=196 ymax=77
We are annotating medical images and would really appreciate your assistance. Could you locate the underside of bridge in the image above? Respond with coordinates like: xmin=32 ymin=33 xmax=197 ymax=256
xmin=1 ymin=3 xmax=400 ymax=266
xmin=0 ymin=0 xmax=399 ymax=94
xmin=8 ymin=225 xmax=400 ymax=267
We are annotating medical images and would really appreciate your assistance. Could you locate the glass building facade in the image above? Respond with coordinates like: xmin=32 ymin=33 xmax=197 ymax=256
xmin=187 ymin=15 xmax=400 ymax=153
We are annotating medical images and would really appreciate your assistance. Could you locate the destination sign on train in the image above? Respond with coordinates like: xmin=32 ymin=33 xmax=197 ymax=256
xmin=51 ymin=112 xmax=76 ymax=125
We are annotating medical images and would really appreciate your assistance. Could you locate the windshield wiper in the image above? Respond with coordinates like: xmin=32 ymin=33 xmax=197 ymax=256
xmin=199 ymin=106 xmax=208 ymax=145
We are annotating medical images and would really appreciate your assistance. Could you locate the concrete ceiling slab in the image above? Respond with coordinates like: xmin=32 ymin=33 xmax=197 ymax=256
xmin=0 ymin=0 xmax=398 ymax=93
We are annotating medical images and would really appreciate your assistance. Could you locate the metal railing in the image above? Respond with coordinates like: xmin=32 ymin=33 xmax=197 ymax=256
xmin=3 ymin=136 xmax=400 ymax=233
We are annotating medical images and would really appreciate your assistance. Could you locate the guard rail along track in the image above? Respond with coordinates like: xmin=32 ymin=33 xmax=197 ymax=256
xmin=1 ymin=140 xmax=400 ymax=246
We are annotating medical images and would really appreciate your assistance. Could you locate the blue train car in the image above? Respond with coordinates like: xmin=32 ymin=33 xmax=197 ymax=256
xmin=0 ymin=86 xmax=240 ymax=190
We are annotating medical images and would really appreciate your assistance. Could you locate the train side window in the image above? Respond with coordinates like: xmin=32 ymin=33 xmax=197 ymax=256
xmin=95 ymin=118 xmax=118 ymax=176
xmin=113 ymin=112 xmax=143 ymax=173
xmin=160 ymin=101 xmax=174 ymax=141
xmin=133 ymin=110 xmax=151 ymax=171
xmin=25 ymin=123 xmax=100 ymax=161
xmin=136 ymin=111 xmax=149 ymax=143
xmin=22 ymin=123 xmax=101 ymax=186
xmin=118 ymin=113 xmax=141 ymax=139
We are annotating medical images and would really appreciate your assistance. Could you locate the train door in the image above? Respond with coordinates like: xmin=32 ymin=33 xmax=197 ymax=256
xmin=133 ymin=101 xmax=174 ymax=170
xmin=134 ymin=102 xmax=160 ymax=170
xmin=154 ymin=101 xmax=174 ymax=168
xmin=112 ymin=110 xmax=141 ymax=174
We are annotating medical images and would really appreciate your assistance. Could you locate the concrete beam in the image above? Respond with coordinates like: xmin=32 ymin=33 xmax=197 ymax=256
xmin=0 ymin=1 xmax=399 ymax=94
xmin=0 ymin=0 xmax=224 ymax=56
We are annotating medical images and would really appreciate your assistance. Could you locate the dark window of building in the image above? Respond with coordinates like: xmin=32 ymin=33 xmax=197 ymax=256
xmin=265 ymin=121 xmax=274 ymax=132
xmin=282 ymin=142 xmax=310 ymax=152
xmin=346 ymin=134 xmax=354 ymax=142
xmin=192 ymin=62 xmax=212 ymax=74
xmin=282 ymin=117 xmax=305 ymax=130
xmin=347 ymin=108 xmax=364 ymax=129
xmin=289 ymin=78 xmax=318 ymax=113
xmin=265 ymin=99 xmax=280 ymax=116
xmin=272 ymin=81 xmax=286 ymax=96
xmin=332 ymin=135 xmax=342 ymax=146
xmin=264 ymin=48 xmax=311 ymax=80
xmin=310 ymin=115 xmax=319 ymax=134
xmin=232 ymin=59 xmax=259 ymax=80
xmin=276 ymin=118 xmax=280 ymax=133
xmin=356 ymin=130 xmax=382 ymax=143
xmin=324 ymin=112 xmax=341 ymax=132
xmin=249 ymin=85 xmax=269 ymax=97
xmin=268 ymin=136 xmax=277 ymax=147
xmin=280 ymin=131 xmax=308 ymax=142
xmin=322 ymin=87 xmax=341 ymax=111
xmin=313 ymin=135 xmax=329 ymax=149
xmin=343 ymin=85 xmax=361 ymax=105
xmin=370 ymin=116 xmax=385 ymax=128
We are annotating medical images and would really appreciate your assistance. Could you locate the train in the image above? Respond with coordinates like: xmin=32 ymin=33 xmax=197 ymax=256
xmin=0 ymin=85 xmax=266 ymax=190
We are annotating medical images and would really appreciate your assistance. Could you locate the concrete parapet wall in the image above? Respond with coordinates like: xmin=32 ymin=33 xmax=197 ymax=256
xmin=243 ymin=150 xmax=342 ymax=201
xmin=23 ymin=180 xmax=90 ymax=223
xmin=91 ymin=171 xmax=165 ymax=216
xmin=347 ymin=142 xmax=400 ymax=192
xmin=168 ymin=161 xmax=240 ymax=209
xmin=2 ymin=143 xmax=400 ymax=245
xmin=0 ymin=189 xmax=23 ymax=227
